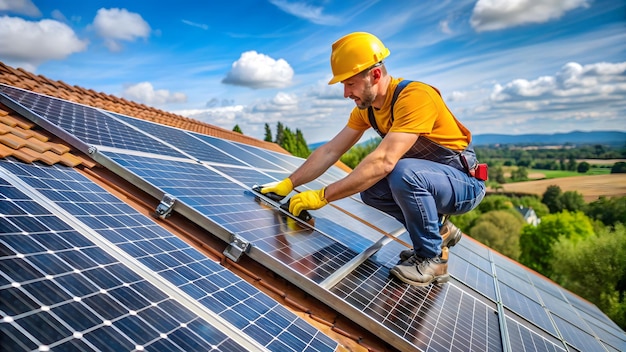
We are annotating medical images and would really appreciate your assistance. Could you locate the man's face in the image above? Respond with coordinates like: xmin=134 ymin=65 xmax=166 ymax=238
xmin=342 ymin=71 xmax=376 ymax=110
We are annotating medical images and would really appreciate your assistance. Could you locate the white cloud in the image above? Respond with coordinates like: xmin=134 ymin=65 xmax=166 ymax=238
xmin=182 ymin=19 xmax=208 ymax=30
xmin=470 ymin=0 xmax=590 ymax=32
xmin=268 ymin=0 xmax=339 ymax=25
xmin=253 ymin=92 xmax=298 ymax=112
xmin=222 ymin=51 xmax=294 ymax=89
xmin=122 ymin=82 xmax=187 ymax=106
xmin=490 ymin=61 xmax=626 ymax=102
xmin=455 ymin=61 xmax=626 ymax=134
xmin=448 ymin=91 xmax=468 ymax=102
xmin=92 ymin=8 xmax=151 ymax=51
xmin=0 ymin=16 xmax=87 ymax=71
xmin=0 ymin=0 xmax=40 ymax=17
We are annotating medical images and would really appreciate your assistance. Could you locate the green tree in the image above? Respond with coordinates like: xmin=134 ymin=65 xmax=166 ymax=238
xmin=612 ymin=162 xmax=626 ymax=173
xmin=340 ymin=138 xmax=380 ymax=169
xmin=551 ymin=224 xmax=626 ymax=329
xmin=567 ymin=155 xmax=577 ymax=171
xmin=510 ymin=166 xmax=528 ymax=182
xmin=519 ymin=211 xmax=595 ymax=276
xmin=232 ymin=124 xmax=243 ymax=134
xmin=293 ymin=129 xmax=311 ymax=158
xmin=542 ymin=185 xmax=562 ymax=213
xmin=477 ymin=195 xmax=514 ymax=213
xmin=280 ymin=127 xmax=297 ymax=154
xmin=585 ymin=196 xmax=626 ymax=227
xmin=493 ymin=166 xmax=506 ymax=184
xmin=469 ymin=210 xmax=525 ymax=260
xmin=577 ymin=161 xmax=590 ymax=173
xmin=594 ymin=144 xmax=606 ymax=157
xmin=274 ymin=122 xmax=285 ymax=146
xmin=559 ymin=191 xmax=585 ymax=212
xmin=263 ymin=123 xmax=272 ymax=142
xmin=450 ymin=210 xmax=482 ymax=234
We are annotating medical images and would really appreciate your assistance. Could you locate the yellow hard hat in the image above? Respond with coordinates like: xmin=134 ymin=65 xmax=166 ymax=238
xmin=328 ymin=32 xmax=390 ymax=85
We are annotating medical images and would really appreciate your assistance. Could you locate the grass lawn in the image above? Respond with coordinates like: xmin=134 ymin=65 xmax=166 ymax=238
xmin=536 ymin=168 xmax=610 ymax=179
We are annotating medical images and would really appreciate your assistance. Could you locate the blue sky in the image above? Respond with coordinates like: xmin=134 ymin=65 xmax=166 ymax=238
xmin=0 ymin=0 xmax=624 ymax=143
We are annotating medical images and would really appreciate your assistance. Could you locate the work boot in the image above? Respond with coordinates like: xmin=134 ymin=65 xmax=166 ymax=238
xmin=390 ymin=247 xmax=449 ymax=286
xmin=399 ymin=220 xmax=462 ymax=262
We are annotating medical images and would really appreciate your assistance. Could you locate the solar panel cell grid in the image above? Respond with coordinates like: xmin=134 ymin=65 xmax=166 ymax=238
xmin=109 ymin=112 xmax=249 ymax=166
xmin=505 ymin=316 xmax=565 ymax=352
xmin=0 ymin=193 xmax=247 ymax=351
xmin=231 ymin=141 xmax=304 ymax=170
xmin=0 ymin=159 xmax=338 ymax=352
xmin=190 ymin=132 xmax=288 ymax=170
xmin=499 ymin=283 xmax=557 ymax=336
xmin=0 ymin=86 xmax=186 ymax=158
xmin=552 ymin=314 xmax=604 ymax=352
xmin=330 ymin=257 xmax=503 ymax=351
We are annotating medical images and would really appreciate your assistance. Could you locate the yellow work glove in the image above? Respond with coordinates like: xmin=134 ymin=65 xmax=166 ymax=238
xmin=261 ymin=178 xmax=293 ymax=200
xmin=289 ymin=188 xmax=328 ymax=216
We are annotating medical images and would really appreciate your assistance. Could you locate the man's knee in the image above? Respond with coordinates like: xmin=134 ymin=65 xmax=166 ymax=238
xmin=360 ymin=190 xmax=375 ymax=207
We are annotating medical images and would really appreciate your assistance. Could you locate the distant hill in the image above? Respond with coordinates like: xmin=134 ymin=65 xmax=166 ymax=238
xmin=472 ymin=131 xmax=626 ymax=146
xmin=309 ymin=131 xmax=626 ymax=149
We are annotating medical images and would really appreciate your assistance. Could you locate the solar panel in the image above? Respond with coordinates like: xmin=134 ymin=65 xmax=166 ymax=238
xmin=330 ymin=258 xmax=503 ymax=351
xmin=0 ymin=175 xmax=251 ymax=351
xmin=228 ymin=141 xmax=304 ymax=170
xmin=551 ymin=314 xmax=605 ymax=352
xmin=0 ymin=85 xmax=187 ymax=158
xmin=98 ymin=151 xmax=367 ymax=283
xmin=107 ymin=112 xmax=252 ymax=167
xmin=0 ymin=158 xmax=338 ymax=352
xmin=2 ymin=86 xmax=624 ymax=352
xmin=505 ymin=316 xmax=565 ymax=352
xmin=190 ymin=132 xmax=289 ymax=171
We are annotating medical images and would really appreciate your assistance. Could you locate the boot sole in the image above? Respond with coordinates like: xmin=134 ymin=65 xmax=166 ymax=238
xmin=389 ymin=268 xmax=450 ymax=287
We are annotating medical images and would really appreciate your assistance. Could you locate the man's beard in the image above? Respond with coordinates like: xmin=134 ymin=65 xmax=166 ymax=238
xmin=355 ymin=81 xmax=376 ymax=110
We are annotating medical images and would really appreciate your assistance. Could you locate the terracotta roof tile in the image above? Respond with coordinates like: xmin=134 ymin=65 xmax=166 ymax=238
xmin=1 ymin=112 xmax=35 ymax=129
xmin=48 ymin=142 xmax=71 ymax=155
xmin=0 ymin=103 xmax=93 ymax=168
xmin=11 ymin=147 xmax=39 ymax=163
xmin=0 ymin=143 xmax=12 ymax=157
xmin=58 ymin=152 xmax=83 ymax=167
xmin=6 ymin=125 xmax=34 ymax=140
xmin=29 ymin=130 xmax=49 ymax=142
xmin=23 ymin=137 xmax=51 ymax=153
xmin=39 ymin=150 xmax=63 ymax=165
xmin=0 ymin=132 xmax=27 ymax=149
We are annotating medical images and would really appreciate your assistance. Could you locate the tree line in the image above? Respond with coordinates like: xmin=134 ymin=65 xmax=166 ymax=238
xmin=232 ymin=122 xmax=311 ymax=158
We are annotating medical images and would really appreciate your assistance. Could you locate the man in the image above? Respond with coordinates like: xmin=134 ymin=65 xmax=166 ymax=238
xmin=261 ymin=32 xmax=486 ymax=286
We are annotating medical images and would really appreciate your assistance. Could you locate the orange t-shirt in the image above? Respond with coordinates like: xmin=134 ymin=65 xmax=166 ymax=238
xmin=347 ymin=77 xmax=471 ymax=151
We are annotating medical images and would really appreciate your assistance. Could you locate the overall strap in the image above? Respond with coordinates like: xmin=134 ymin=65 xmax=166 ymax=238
xmin=368 ymin=80 xmax=413 ymax=138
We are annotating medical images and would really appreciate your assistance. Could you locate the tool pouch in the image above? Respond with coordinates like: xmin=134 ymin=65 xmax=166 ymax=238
xmin=474 ymin=163 xmax=488 ymax=181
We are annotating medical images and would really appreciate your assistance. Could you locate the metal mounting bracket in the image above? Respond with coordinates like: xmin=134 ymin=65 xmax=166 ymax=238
xmin=154 ymin=193 xmax=176 ymax=219
xmin=223 ymin=236 xmax=250 ymax=262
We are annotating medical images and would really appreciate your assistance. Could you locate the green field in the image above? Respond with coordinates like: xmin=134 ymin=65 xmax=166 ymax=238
xmin=535 ymin=168 xmax=611 ymax=179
